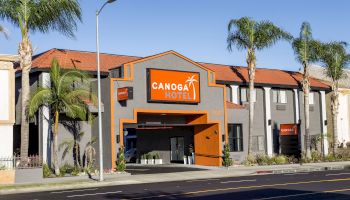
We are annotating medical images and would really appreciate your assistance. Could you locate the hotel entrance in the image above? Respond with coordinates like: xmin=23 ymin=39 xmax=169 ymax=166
xmin=119 ymin=111 xmax=222 ymax=167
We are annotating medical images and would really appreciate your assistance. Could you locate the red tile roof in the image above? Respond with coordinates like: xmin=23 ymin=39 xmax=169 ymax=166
xmin=30 ymin=48 xmax=330 ymax=89
xmin=31 ymin=48 xmax=140 ymax=72
xmin=201 ymin=62 xmax=330 ymax=89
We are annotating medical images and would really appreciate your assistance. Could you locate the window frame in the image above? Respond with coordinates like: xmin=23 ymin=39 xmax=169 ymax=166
xmin=228 ymin=124 xmax=244 ymax=152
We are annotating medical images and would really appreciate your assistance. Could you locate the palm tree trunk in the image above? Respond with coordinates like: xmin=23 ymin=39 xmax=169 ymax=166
xmin=303 ymin=64 xmax=311 ymax=159
xmin=248 ymin=60 xmax=255 ymax=155
xmin=19 ymin=35 xmax=33 ymax=162
xmin=53 ymin=111 xmax=60 ymax=175
xmin=331 ymin=83 xmax=339 ymax=155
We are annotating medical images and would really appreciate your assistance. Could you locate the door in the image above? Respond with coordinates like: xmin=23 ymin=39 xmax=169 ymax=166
xmin=170 ymin=137 xmax=185 ymax=161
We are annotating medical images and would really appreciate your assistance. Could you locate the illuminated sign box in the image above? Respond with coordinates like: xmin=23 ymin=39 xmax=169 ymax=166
xmin=280 ymin=124 xmax=298 ymax=136
xmin=117 ymin=87 xmax=133 ymax=101
xmin=147 ymin=69 xmax=200 ymax=104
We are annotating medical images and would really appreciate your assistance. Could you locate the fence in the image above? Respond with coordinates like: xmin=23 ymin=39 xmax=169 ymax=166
xmin=0 ymin=155 xmax=42 ymax=170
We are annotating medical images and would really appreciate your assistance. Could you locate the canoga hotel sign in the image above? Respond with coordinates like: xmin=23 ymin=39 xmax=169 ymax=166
xmin=147 ymin=69 xmax=200 ymax=104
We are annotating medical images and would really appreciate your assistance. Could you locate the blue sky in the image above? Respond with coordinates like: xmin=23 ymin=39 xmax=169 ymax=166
xmin=0 ymin=0 xmax=349 ymax=71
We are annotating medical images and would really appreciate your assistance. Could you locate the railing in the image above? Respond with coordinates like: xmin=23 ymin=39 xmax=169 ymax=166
xmin=0 ymin=155 xmax=42 ymax=170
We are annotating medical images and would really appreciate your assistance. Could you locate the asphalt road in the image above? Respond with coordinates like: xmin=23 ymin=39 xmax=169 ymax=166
xmin=125 ymin=165 xmax=206 ymax=175
xmin=3 ymin=170 xmax=350 ymax=200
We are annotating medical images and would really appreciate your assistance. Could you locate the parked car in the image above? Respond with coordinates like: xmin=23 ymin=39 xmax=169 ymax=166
xmin=125 ymin=148 xmax=137 ymax=163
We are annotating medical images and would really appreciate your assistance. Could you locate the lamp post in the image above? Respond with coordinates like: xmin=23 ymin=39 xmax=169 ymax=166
xmin=96 ymin=0 xmax=117 ymax=182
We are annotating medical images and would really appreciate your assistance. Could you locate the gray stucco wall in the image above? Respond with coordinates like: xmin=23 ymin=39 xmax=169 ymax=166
xmin=270 ymin=89 xmax=296 ymax=154
xmin=299 ymin=91 xmax=323 ymax=151
xmin=227 ymin=107 xmax=249 ymax=162
xmin=110 ymin=53 xmax=226 ymax=165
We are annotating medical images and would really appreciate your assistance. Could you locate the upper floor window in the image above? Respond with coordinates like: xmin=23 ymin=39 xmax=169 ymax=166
xmin=240 ymin=88 xmax=256 ymax=103
xmin=309 ymin=92 xmax=314 ymax=104
xmin=272 ymin=89 xmax=287 ymax=104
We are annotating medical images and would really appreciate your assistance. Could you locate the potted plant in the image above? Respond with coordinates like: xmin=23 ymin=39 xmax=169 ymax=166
xmin=183 ymin=155 xmax=187 ymax=164
xmin=140 ymin=154 xmax=147 ymax=165
xmin=154 ymin=153 xmax=162 ymax=165
xmin=146 ymin=153 xmax=154 ymax=164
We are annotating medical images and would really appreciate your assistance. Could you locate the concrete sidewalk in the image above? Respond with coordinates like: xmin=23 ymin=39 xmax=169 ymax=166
xmin=1 ymin=161 xmax=350 ymax=195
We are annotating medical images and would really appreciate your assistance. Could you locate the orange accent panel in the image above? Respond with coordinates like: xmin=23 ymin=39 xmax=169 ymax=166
xmin=194 ymin=124 xmax=222 ymax=166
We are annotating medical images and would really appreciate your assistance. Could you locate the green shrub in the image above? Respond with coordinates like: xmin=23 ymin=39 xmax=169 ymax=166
xmin=0 ymin=165 xmax=6 ymax=171
xmin=222 ymin=145 xmax=233 ymax=167
xmin=311 ymin=150 xmax=322 ymax=162
xmin=153 ymin=153 xmax=160 ymax=159
xmin=243 ymin=155 xmax=257 ymax=166
xmin=59 ymin=163 xmax=75 ymax=176
xmin=324 ymin=154 xmax=336 ymax=162
xmin=256 ymin=154 xmax=270 ymax=165
xmin=71 ymin=167 xmax=80 ymax=176
xmin=146 ymin=153 xmax=152 ymax=160
xmin=272 ymin=155 xmax=287 ymax=165
xmin=117 ymin=147 xmax=126 ymax=172
xmin=43 ymin=163 xmax=53 ymax=178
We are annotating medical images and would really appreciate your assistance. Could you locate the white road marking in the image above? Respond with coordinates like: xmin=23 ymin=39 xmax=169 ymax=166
xmin=67 ymin=191 xmax=122 ymax=198
xmin=220 ymin=179 xmax=256 ymax=184
xmin=186 ymin=178 xmax=219 ymax=182
xmin=284 ymin=172 xmax=309 ymax=175
xmin=51 ymin=188 xmax=98 ymax=194
xmin=326 ymin=172 xmax=350 ymax=176
xmin=252 ymin=192 xmax=318 ymax=200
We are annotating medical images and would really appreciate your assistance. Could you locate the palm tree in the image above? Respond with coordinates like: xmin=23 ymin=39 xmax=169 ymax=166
xmin=292 ymin=22 xmax=321 ymax=159
xmin=227 ymin=17 xmax=292 ymax=155
xmin=0 ymin=0 xmax=82 ymax=161
xmin=186 ymin=75 xmax=198 ymax=100
xmin=0 ymin=24 xmax=8 ymax=39
xmin=318 ymin=42 xmax=350 ymax=155
xmin=28 ymin=58 xmax=96 ymax=175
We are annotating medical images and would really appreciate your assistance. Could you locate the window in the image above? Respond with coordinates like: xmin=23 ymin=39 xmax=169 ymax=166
xmin=252 ymin=136 xmax=265 ymax=151
xmin=309 ymin=92 xmax=314 ymax=104
xmin=228 ymin=124 xmax=243 ymax=152
xmin=272 ymin=89 xmax=287 ymax=104
xmin=240 ymin=88 xmax=256 ymax=103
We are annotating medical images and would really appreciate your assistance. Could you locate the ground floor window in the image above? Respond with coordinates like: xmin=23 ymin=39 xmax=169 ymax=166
xmin=228 ymin=124 xmax=243 ymax=152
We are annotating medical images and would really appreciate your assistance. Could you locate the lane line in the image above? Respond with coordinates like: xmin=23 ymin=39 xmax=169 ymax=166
xmin=67 ymin=191 xmax=122 ymax=198
xmin=121 ymin=177 xmax=350 ymax=200
xmin=326 ymin=172 xmax=350 ymax=176
xmin=51 ymin=188 xmax=98 ymax=194
xmin=186 ymin=178 xmax=220 ymax=182
xmin=284 ymin=172 xmax=309 ymax=176
xmin=220 ymin=179 xmax=256 ymax=184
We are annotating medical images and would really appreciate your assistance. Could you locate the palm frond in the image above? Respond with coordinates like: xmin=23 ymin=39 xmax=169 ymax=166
xmin=27 ymin=87 xmax=52 ymax=118
xmin=255 ymin=20 xmax=292 ymax=50
xmin=0 ymin=24 xmax=9 ymax=39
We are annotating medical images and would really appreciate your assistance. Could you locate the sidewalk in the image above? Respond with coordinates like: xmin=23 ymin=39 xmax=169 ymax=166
xmin=1 ymin=161 xmax=350 ymax=195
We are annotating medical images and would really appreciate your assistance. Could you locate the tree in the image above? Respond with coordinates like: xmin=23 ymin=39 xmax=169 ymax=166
xmin=318 ymin=42 xmax=350 ymax=154
xmin=28 ymin=58 xmax=96 ymax=175
xmin=227 ymin=17 xmax=292 ymax=155
xmin=292 ymin=22 xmax=321 ymax=159
xmin=0 ymin=24 xmax=8 ymax=38
xmin=0 ymin=0 xmax=82 ymax=161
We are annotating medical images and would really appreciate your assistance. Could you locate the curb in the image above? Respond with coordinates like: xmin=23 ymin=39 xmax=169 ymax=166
xmin=255 ymin=165 xmax=347 ymax=175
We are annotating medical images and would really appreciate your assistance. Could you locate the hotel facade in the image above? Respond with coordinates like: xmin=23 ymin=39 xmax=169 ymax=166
xmin=5 ymin=48 xmax=330 ymax=169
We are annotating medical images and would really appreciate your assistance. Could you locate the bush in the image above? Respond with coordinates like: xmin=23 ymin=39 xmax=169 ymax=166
xmin=59 ymin=163 xmax=75 ymax=176
xmin=271 ymin=155 xmax=287 ymax=165
xmin=243 ymin=155 xmax=257 ymax=166
xmin=0 ymin=165 xmax=6 ymax=171
xmin=146 ymin=153 xmax=152 ymax=160
xmin=153 ymin=153 xmax=160 ymax=159
xmin=256 ymin=154 xmax=270 ymax=165
xmin=117 ymin=147 xmax=126 ymax=172
xmin=43 ymin=163 xmax=53 ymax=178
xmin=222 ymin=145 xmax=233 ymax=167
xmin=311 ymin=150 xmax=322 ymax=162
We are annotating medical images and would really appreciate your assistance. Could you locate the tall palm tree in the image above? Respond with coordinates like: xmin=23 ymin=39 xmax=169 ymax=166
xmin=0 ymin=0 xmax=82 ymax=161
xmin=0 ymin=24 xmax=8 ymax=39
xmin=292 ymin=22 xmax=321 ymax=159
xmin=28 ymin=58 xmax=96 ymax=175
xmin=318 ymin=42 xmax=350 ymax=155
xmin=227 ymin=17 xmax=292 ymax=155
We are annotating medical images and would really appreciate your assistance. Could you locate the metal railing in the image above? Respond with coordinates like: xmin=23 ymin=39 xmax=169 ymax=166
xmin=0 ymin=155 xmax=42 ymax=170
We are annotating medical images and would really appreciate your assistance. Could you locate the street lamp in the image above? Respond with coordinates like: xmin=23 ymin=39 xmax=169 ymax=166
xmin=96 ymin=0 xmax=117 ymax=182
